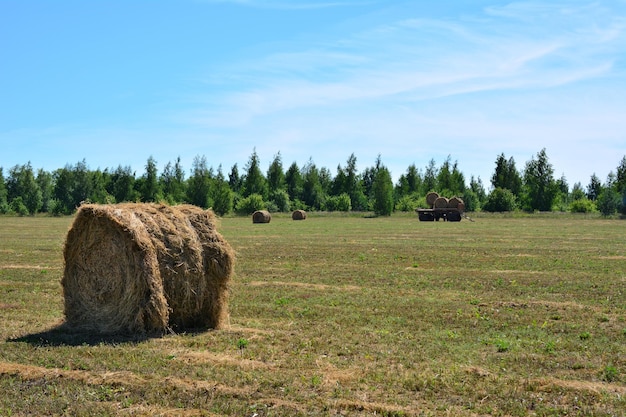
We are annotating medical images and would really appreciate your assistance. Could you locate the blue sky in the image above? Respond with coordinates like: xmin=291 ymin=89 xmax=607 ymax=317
xmin=1 ymin=0 xmax=625 ymax=189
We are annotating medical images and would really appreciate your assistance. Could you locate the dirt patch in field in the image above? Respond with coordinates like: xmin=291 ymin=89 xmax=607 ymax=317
xmin=0 ymin=264 xmax=60 ymax=270
xmin=227 ymin=325 xmax=275 ymax=335
xmin=247 ymin=280 xmax=361 ymax=291
xmin=175 ymin=350 xmax=274 ymax=369
xmin=489 ymin=269 xmax=549 ymax=275
xmin=315 ymin=357 xmax=360 ymax=387
xmin=330 ymin=399 xmax=416 ymax=416
xmin=118 ymin=405 xmax=220 ymax=417
xmin=0 ymin=361 xmax=144 ymax=387
xmin=0 ymin=361 xmax=251 ymax=399
xmin=0 ymin=280 xmax=34 ymax=287
xmin=464 ymin=365 xmax=492 ymax=378
xmin=598 ymin=255 xmax=626 ymax=260
xmin=531 ymin=376 xmax=626 ymax=396
xmin=495 ymin=300 xmax=598 ymax=312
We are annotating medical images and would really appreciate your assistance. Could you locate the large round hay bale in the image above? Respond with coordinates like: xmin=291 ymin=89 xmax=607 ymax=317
xmin=426 ymin=192 xmax=439 ymax=207
xmin=62 ymin=203 xmax=235 ymax=335
xmin=448 ymin=197 xmax=465 ymax=209
xmin=252 ymin=210 xmax=271 ymax=224
xmin=292 ymin=209 xmax=307 ymax=220
xmin=433 ymin=197 xmax=449 ymax=209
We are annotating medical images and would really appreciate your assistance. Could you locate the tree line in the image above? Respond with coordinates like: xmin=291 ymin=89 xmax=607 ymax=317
xmin=1 ymin=149 xmax=625 ymax=217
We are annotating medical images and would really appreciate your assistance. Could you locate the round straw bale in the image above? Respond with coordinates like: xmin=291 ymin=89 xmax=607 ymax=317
xmin=62 ymin=203 xmax=235 ymax=335
xmin=447 ymin=197 xmax=464 ymax=209
xmin=292 ymin=209 xmax=307 ymax=220
xmin=426 ymin=192 xmax=440 ymax=207
xmin=433 ymin=197 xmax=449 ymax=209
xmin=167 ymin=205 xmax=234 ymax=329
xmin=252 ymin=210 xmax=271 ymax=223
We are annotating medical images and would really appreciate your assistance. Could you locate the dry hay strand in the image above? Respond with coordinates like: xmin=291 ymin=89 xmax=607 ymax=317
xmin=447 ymin=196 xmax=465 ymax=210
xmin=62 ymin=203 xmax=235 ymax=335
xmin=433 ymin=196 xmax=449 ymax=209
xmin=252 ymin=210 xmax=271 ymax=223
xmin=426 ymin=192 xmax=439 ymax=207
xmin=291 ymin=209 xmax=307 ymax=220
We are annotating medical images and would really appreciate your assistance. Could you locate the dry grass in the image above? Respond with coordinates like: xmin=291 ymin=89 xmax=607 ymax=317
xmin=1 ymin=212 xmax=625 ymax=416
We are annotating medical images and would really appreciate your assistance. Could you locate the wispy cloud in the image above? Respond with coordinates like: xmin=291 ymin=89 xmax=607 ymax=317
xmin=188 ymin=1 xmax=623 ymax=128
xmin=173 ymin=1 xmax=626 ymax=184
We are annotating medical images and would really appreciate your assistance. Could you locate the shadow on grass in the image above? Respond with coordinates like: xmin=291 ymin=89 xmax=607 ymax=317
xmin=8 ymin=323 xmax=155 ymax=346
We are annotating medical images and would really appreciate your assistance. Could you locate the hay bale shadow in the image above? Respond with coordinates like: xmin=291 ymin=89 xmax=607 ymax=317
xmin=7 ymin=323 xmax=151 ymax=346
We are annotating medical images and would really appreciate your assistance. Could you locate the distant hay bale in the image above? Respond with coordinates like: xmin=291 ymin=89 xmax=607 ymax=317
xmin=62 ymin=203 xmax=235 ymax=335
xmin=448 ymin=197 xmax=465 ymax=210
xmin=292 ymin=210 xmax=307 ymax=220
xmin=426 ymin=192 xmax=440 ymax=207
xmin=433 ymin=197 xmax=449 ymax=209
xmin=252 ymin=210 xmax=271 ymax=224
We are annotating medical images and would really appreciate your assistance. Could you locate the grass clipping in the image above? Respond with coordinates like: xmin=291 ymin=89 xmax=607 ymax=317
xmin=62 ymin=203 xmax=235 ymax=335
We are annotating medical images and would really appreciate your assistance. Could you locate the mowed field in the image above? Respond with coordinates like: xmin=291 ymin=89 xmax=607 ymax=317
xmin=0 ymin=212 xmax=625 ymax=416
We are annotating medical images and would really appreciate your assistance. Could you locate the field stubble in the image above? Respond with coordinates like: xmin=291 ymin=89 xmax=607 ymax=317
xmin=0 ymin=212 xmax=625 ymax=416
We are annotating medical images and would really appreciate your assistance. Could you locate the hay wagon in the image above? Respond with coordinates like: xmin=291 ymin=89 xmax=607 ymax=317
xmin=416 ymin=192 xmax=464 ymax=222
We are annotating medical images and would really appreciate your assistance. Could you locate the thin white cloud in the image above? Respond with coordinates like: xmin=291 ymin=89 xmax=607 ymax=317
xmin=187 ymin=1 xmax=623 ymax=129
xmin=170 ymin=1 xmax=626 ymax=186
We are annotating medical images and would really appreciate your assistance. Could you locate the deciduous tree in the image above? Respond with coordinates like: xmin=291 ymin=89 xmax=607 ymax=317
xmin=109 ymin=165 xmax=137 ymax=203
xmin=491 ymin=153 xmax=522 ymax=197
xmin=522 ymin=149 xmax=557 ymax=212
xmin=212 ymin=165 xmax=233 ymax=216
xmin=36 ymin=169 xmax=54 ymax=212
xmin=301 ymin=159 xmax=325 ymax=210
xmin=7 ymin=162 xmax=42 ymax=214
xmin=160 ymin=157 xmax=186 ymax=204
xmin=0 ymin=168 xmax=9 ymax=213
xmin=187 ymin=155 xmax=213 ymax=208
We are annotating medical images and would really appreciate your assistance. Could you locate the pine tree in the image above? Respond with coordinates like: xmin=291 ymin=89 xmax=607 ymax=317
xmin=267 ymin=152 xmax=286 ymax=195
xmin=372 ymin=157 xmax=394 ymax=216
xmin=242 ymin=149 xmax=267 ymax=199
xmin=141 ymin=156 xmax=161 ymax=202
